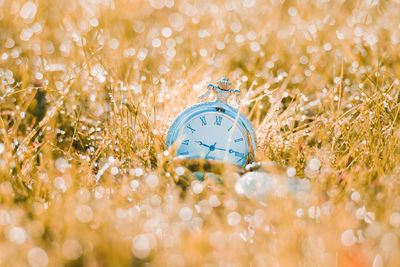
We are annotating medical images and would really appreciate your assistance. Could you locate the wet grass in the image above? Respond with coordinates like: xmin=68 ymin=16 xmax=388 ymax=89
xmin=1 ymin=0 xmax=400 ymax=266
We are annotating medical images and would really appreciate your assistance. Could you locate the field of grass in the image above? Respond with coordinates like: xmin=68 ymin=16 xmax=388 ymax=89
xmin=1 ymin=0 xmax=400 ymax=266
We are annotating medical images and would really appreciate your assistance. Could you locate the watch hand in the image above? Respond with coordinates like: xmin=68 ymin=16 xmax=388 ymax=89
xmin=195 ymin=141 xmax=210 ymax=148
xmin=205 ymin=142 xmax=216 ymax=159
xmin=214 ymin=147 xmax=226 ymax=151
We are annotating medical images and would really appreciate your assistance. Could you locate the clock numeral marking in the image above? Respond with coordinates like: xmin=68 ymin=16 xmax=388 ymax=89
xmin=179 ymin=151 xmax=189 ymax=156
xmin=235 ymin=152 xmax=245 ymax=157
xmin=229 ymin=149 xmax=245 ymax=158
xmin=200 ymin=116 xmax=207 ymax=126
xmin=214 ymin=116 xmax=222 ymax=126
xmin=186 ymin=124 xmax=196 ymax=133
xmin=237 ymin=157 xmax=246 ymax=164
xmin=234 ymin=137 xmax=244 ymax=143
xmin=227 ymin=125 xmax=233 ymax=132
xmin=182 ymin=139 xmax=189 ymax=145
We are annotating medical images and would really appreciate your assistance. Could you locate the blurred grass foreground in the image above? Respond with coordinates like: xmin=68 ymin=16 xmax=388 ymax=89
xmin=1 ymin=0 xmax=400 ymax=266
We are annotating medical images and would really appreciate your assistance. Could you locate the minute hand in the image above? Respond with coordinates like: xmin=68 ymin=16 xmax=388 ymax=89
xmin=195 ymin=141 xmax=226 ymax=150
xmin=195 ymin=141 xmax=209 ymax=148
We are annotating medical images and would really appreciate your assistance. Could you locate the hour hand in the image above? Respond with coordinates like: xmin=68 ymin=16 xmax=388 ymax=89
xmin=214 ymin=147 xmax=226 ymax=151
xmin=195 ymin=141 xmax=209 ymax=148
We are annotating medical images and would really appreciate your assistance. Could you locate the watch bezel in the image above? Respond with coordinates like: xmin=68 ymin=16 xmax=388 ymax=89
xmin=166 ymin=101 xmax=256 ymax=167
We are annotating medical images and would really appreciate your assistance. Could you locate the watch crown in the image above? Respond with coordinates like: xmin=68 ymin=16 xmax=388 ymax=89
xmin=216 ymin=78 xmax=232 ymax=90
xmin=199 ymin=77 xmax=240 ymax=106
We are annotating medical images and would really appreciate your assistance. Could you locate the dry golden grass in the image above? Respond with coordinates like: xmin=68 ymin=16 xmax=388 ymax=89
xmin=1 ymin=0 xmax=400 ymax=266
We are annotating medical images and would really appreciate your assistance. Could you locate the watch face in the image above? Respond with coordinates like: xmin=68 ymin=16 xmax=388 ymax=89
xmin=175 ymin=111 xmax=249 ymax=166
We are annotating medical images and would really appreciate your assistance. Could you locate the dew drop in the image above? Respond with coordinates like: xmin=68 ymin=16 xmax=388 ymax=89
xmin=53 ymin=176 xmax=67 ymax=192
xmin=161 ymin=27 xmax=172 ymax=37
xmin=132 ymin=234 xmax=155 ymax=259
xmin=111 ymin=166 xmax=119 ymax=175
xmin=179 ymin=207 xmax=193 ymax=221
xmin=350 ymin=190 xmax=361 ymax=202
xmin=227 ymin=212 xmax=241 ymax=226
xmin=341 ymin=229 xmax=356 ymax=246
xmin=209 ymin=194 xmax=221 ymax=207
xmin=145 ymin=174 xmax=159 ymax=188
xmin=175 ymin=167 xmax=184 ymax=176
xmin=130 ymin=180 xmax=139 ymax=191
xmin=191 ymin=181 xmax=203 ymax=194
xmin=0 ymin=209 xmax=11 ymax=225
xmin=27 ymin=247 xmax=48 ymax=267
xmin=380 ymin=233 xmax=398 ymax=252
xmin=75 ymin=205 xmax=93 ymax=223
xmin=76 ymin=188 xmax=90 ymax=203
xmin=308 ymin=158 xmax=320 ymax=171
xmin=389 ymin=212 xmax=400 ymax=227
xmin=62 ymin=240 xmax=83 ymax=260
xmin=20 ymin=1 xmax=37 ymax=19
xmin=8 ymin=227 xmax=27 ymax=244
xmin=286 ymin=167 xmax=296 ymax=177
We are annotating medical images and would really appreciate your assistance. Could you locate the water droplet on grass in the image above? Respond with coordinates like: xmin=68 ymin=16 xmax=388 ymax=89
xmin=62 ymin=240 xmax=83 ymax=260
xmin=20 ymin=1 xmax=37 ymax=19
xmin=179 ymin=207 xmax=193 ymax=221
xmin=227 ymin=212 xmax=241 ymax=226
xmin=8 ymin=227 xmax=27 ymax=244
xmin=209 ymin=194 xmax=221 ymax=207
xmin=54 ymin=176 xmax=67 ymax=192
xmin=175 ymin=167 xmax=184 ymax=176
xmin=389 ymin=212 xmax=400 ymax=227
xmin=75 ymin=205 xmax=93 ymax=223
xmin=145 ymin=174 xmax=159 ymax=188
xmin=308 ymin=158 xmax=320 ymax=171
xmin=191 ymin=181 xmax=203 ymax=194
xmin=27 ymin=247 xmax=48 ymax=267
xmin=341 ymin=229 xmax=356 ymax=246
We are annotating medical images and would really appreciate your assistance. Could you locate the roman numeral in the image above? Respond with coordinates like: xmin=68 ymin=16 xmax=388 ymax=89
xmin=237 ymin=157 xmax=246 ymax=165
xmin=214 ymin=116 xmax=222 ymax=126
xmin=234 ymin=138 xmax=243 ymax=143
xmin=227 ymin=125 xmax=233 ymax=132
xmin=182 ymin=139 xmax=189 ymax=145
xmin=179 ymin=151 xmax=189 ymax=156
xmin=186 ymin=124 xmax=196 ymax=133
xmin=235 ymin=152 xmax=245 ymax=157
xmin=200 ymin=116 xmax=207 ymax=126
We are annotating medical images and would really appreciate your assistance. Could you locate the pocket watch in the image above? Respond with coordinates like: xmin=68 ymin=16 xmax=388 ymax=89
xmin=166 ymin=78 xmax=256 ymax=167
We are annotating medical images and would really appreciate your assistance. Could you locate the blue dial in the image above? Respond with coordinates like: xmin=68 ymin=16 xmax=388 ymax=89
xmin=166 ymin=101 xmax=256 ymax=167
xmin=177 ymin=112 xmax=248 ymax=165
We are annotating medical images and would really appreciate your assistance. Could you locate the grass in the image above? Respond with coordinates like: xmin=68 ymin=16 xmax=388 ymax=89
xmin=1 ymin=0 xmax=400 ymax=266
